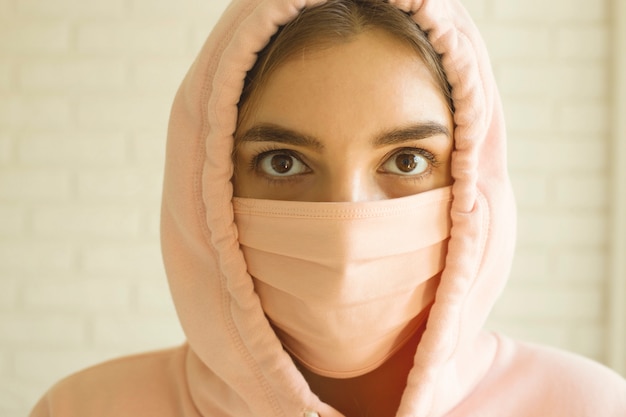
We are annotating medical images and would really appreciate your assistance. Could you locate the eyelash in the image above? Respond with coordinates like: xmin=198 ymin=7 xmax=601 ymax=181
xmin=248 ymin=146 xmax=309 ymax=184
xmin=380 ymin=147 xmax=441 ymax=181
xmin=247 ymin=145 xmax=441 ymax=184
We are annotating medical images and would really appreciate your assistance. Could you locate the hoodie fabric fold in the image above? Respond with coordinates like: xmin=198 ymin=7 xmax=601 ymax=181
xmin=30 ymin=0 xmax=626 ymax=416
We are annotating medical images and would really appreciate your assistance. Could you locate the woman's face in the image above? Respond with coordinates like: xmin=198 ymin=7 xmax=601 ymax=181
xmin=233 ymin=29 xmax=454 ymax=202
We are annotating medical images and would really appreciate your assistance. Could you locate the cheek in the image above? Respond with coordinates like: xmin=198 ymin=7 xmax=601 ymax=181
xmin=377 ymin=174 xmax=449 ymax=199
xmin=232 ymin=151 xmax=253 ymax=197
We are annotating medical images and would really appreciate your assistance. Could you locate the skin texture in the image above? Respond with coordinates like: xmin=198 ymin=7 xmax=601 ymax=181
xmin=233 ymin=30 xmax=454 ymax=417
xmin=233 ymin=29 xmax=454 ymax=202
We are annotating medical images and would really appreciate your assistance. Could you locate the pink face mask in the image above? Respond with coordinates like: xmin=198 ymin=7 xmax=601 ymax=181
xmin=233 ymin=186 xmax=452 ymax=379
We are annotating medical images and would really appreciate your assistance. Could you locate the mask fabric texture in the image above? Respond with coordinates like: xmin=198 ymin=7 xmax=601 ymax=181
xmin=233 ymin=186 xmax=452 ymax=378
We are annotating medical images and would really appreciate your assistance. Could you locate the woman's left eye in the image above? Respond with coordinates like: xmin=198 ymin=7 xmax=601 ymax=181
xmin=380 ymin=149 xmax=431 ymax=176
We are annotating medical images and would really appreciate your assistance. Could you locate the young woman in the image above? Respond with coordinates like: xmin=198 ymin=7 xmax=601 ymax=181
xmin=30 ymin=1 xmax=626 ymax=416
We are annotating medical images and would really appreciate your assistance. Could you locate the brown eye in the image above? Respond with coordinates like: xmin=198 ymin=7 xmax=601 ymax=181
xmin=258 ymin=151 xmax=309 ymax=177
xmin=270 ymin=154 xmax=292 ymax=173
xmin=381 ymin=150 xmax=429 ymax=176
xmin=396 ymin=153 xmax=419 ymax=172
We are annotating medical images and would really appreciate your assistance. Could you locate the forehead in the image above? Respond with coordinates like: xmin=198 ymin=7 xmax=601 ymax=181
xmin=238 ymin=30 xmax=452 ymax=145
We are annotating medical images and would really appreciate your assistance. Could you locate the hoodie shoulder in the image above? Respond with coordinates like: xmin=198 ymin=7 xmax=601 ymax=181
xmin=29 ymin=346 xmax=200 ymax=417
xmin=448 ymin=333 xmax=626 ymax=417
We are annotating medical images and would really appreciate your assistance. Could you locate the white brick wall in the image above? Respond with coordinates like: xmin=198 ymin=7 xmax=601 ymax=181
xmin=0 ymin=0 xmax=622 ymax=416
xmin=609 ymin=0 xmax=626 ymax=373
xmin=475 ymin=0 xmax=618 ymax=368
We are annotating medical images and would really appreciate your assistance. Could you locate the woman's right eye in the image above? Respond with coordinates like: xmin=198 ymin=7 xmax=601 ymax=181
xmin=257 ymin=151 xmax=310 ymax=177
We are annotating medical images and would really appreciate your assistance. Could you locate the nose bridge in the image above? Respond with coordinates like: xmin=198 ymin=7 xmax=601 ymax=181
xmin=323 ymin=167 xmax=381 ymax=202
xmin=329 ymin=173 xmax=363 ymax=202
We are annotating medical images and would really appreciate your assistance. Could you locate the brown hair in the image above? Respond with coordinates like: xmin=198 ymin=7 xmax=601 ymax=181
xmin=236 ymin=0 xmax=453 ymax=132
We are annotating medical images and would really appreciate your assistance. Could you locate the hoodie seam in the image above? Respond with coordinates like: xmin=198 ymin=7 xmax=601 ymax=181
xmin=455 ymin=190 xmax=491 ymax=377
xmin=441 ymin=333 xmax=502 ymax=417
xmin=459 ymin=29 xmax=489 ymax=134
xmin=426 ymin=191 xmax=490 ymax=417
xmin=197 ymin=2 xmax=292 ymax=415
xmin=190 ymin=9 xmax=286 ymax=417
xmin=179 ymin=345 xmax=204 ymax=417
xmin=232 ymin=201 xmax=452 ymax=219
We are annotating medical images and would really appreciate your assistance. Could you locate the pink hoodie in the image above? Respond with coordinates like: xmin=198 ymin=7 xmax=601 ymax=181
xmin=29 ymin=0 xmax=626 ymax=416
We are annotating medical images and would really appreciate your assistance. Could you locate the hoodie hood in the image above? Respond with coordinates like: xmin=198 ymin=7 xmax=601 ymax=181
xmin=161 ymin=0 xmax=516 ymax=416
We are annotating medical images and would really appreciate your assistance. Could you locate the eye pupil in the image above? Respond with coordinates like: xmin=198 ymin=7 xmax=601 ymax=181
xmin=395 ymin=153 xmax=418 ymax=172
xmin=270 ymin=154 xmax=293 ymax=174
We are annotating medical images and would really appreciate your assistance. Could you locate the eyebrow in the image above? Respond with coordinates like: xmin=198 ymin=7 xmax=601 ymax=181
xmin=237 ymin=124 xmax=324 ymax=151
xmin=373 ymin=122 xmax=451 ymax=146
xmin=237 ymin=121 xmax=450 ymax=150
